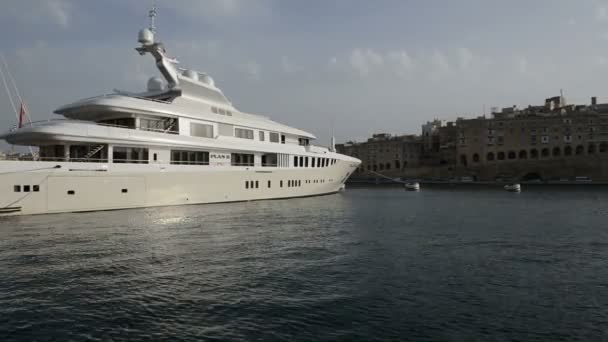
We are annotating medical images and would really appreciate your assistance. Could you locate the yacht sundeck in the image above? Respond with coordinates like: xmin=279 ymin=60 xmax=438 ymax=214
xmin=0 ymin=15 xmax=360 ymax=216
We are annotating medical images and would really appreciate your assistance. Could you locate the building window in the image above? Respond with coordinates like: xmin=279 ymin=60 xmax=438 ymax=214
xmin=576 ymin=145 xmax=584 ymax=155
xmin=231 ymin=153 xmax=254 ymax=166
xmin=564 ymin=146 xmax=572 ymax=156
xmin=269 ymin=132 xmax=280 ymax=143
xmin=497 ymin=152 xmax=505 ymax=160
xmin=190 ymin=122 xmax=214 ymax=138
xmin=259 ymin=131 xmax=265 ymax=141
xmin=519 ymin=150 xmax=527 ymax=159
xmin=541 ymin=148 xmax=550 ymax=158
xmin=113 ymin=147 xmax=148 ymax=164
xmin=171 ymin=150 xmax=210 ymax=165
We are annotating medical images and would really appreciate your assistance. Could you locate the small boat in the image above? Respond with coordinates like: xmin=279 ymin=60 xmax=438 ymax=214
xmin=404 ymin=182 xmax=420 ymax=191
xmin=504 ymin=183 xmax=521 ymax=192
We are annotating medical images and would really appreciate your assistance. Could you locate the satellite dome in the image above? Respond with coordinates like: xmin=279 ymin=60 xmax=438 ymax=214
xmin=200 ymin=74 xmax=215 ymax=87
xmin=147 ymin=77 xmax=164 ymax=91
xmin=138 ymin=28 xmax=154 ymax=45
xmin=182 ymin=69 xmax=199 ymax=81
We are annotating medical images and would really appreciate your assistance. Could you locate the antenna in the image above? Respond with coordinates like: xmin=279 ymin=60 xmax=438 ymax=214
xmin=148 ymin=0 xmax=157 ymax=33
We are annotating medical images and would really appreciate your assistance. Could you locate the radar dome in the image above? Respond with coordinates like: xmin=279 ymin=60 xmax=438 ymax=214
xmin=182 ymin=69 xmax=199 ymax=81
xmin=147 ymin=77 xmax=164 ymax=91
xmin=201 ymin=74 xmax=215 ymax=87
xmin=138 ymin=28 xmax=154 ymax=45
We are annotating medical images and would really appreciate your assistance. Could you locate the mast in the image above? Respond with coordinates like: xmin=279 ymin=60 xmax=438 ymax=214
xmin=135 ymin=2 xmax=180 ymax=89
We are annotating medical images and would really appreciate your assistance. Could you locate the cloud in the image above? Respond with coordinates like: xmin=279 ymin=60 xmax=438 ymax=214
xmin=598 ymin=4 xmax=608 ymax=21
xmin=240 ymin=60 xmax=261 ymax=79
xmin=161 ymin=0 xmax=269 ymax=20
xmin=0 ymin=0 xmax=74 ymax=29
xmin=457 ymin=47 xmax=474 ymax=70
xmin=387 ymin=50 xmax=415 ymax=77
xmin=280 ymin=56 xmax=300 ymax=74
xmin=349 ymin=48 xmax=384 ymax=76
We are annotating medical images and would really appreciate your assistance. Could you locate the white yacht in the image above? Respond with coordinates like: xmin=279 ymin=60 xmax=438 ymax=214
xmin=0 ymin=20 xmax=360 ymax=216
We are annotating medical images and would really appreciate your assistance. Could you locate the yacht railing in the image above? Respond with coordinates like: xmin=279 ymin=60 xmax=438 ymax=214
xmin=8 ymin=119 xmax=178 ymax=135
xmin=70 ymin=92 xmax=171 ymax=105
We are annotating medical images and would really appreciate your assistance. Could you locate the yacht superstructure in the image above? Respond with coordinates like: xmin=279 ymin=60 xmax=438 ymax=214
xmin=0 ymin=17 xmax=360 ymax=216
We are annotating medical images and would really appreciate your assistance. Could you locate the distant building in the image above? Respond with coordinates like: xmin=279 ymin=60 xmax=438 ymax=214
xmin=336 ymin=133 xmax=421 ymax=177
xmin=0 ymin=151 xmax=5 ymax=160
xmin=338 ymin=94 xmax=608 ymax=182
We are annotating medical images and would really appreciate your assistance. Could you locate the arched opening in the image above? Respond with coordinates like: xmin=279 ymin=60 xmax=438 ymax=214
xmin=600 ymin=143 xmax=607 ymax=153
xmin=497 ymin=152 xmax=505 ymax=160
xmin=530 ymin=149 xmax=539 ymax=159
xmin=487 ymin=152 xmax=495 ymax=161
xmin=460 ymin=154 xmax=468 ymax=166
xmin=576 ymin=145 xmax=584 ymax=155
xmin=552 ymin=146 xmax=561 ymax=157
xmin=373 ymin=164 xmax=378 ymax=171
xmin=508 ymin=151 xmax=516 ymax=160
xmin=385 ymin=163 xmax=391 ymax=170
xmin=395 ymin=160 xmax=400 ymax=169
xmin=564 ymin=146 xmax=572 ymax=156
xmin=588 ymin=144 xmax=596 ymax=154
xmin=473 ymin=153 xmax=480 ymax=163
xmin=541 ymin=148 xmax=550 ymax=158
xmin=379 ymin=164 xmax=384 ymax=170
xmin=519 ymin=150 xmax=527 ymax=159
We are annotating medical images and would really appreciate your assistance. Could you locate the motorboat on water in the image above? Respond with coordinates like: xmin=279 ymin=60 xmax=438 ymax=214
xmin=504 ymin=183 xmax=521 ymax=192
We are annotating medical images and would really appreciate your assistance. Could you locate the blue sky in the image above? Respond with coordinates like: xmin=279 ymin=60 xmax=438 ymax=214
xmin=2 ymin=0 xmax=608 ymax=149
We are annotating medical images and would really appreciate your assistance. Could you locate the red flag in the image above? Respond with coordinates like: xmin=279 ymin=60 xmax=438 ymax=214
xmin=18 ymin=102 xmax=26 ymax=128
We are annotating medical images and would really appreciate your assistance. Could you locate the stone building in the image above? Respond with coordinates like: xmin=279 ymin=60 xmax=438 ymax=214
xmin=455 ymin=96 xmax=608 ymax=181
xmin=336 ymin=133 xmax=421 ymax=178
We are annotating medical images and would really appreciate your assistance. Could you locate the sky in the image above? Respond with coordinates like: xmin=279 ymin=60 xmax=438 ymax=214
xmin=2 ymin=0 xmax=608 ymax=150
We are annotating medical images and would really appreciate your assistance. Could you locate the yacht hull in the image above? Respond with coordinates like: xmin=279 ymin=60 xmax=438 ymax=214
xmin=0 ymin=160 xmax=358 ymax=216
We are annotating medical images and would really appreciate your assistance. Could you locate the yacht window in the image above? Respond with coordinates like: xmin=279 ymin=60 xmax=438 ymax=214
xmin=231 ymin=153 xmax=254 ymax=166
xmin=211 ymin=107 xmax=218 ymax=114
xmin=67 ymin=190 xmax=75 ymax=195
xmin=262 ymin=153 xmax=278 ymax=167
xmin=98 ymin=118 xmax=135 ymax=129
xmin=171 ymin=150 xmax=209 ymax=165
xmin=190 ymin=122 xmax=214 ymax=138
xmin=14 ymin=185 xmax=21 ymax=192
xmin=23 ymin=185 xmax=30 ymax=192
xmin=281 ymin=135 xmax=286 ymax=144
xmin=268 ymin=180 xmax=271 ymax=188
xmin=70 ymin=145 xmax=108 ymax=163
xmin=226 ymin=111 xmax=232 ymax=116
xmin=218 ymin=108 xmax=226 ymax=115
xmin=259 ymin=131 xmax=265 ymax=141
xmin=294 ymin=156 xmax=299 ymax=167
xmin=269 ymin=132 xmax=279 ymax=143
xmin=246 ymin=181 xmax=249 ymax=189
xmin=33 ymin=185 xmax=39 ymax=192
xmin=305 ymin=157 xmax=309 ymax=167
xmin=139 ymin=117 xmax=178 ymax=134
xmin=299 ymin=156 xmax=304 ymax=167
xmin=280 ymin=180 xmax=283 ymax=188
xmin=235 ymin=128 xmax=254 ymax=139
xmin=153 ymin=153 xmax=157 ymax=161
xmin=113 ymin=147 xmax=149 ymax=164
xmin=39 ymin=145 xmax=65 ymax=161
xmin=312 ymin=158 xmax=316 ymax=168
xmin=255 ymin=181 xmax=259 ymax=189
